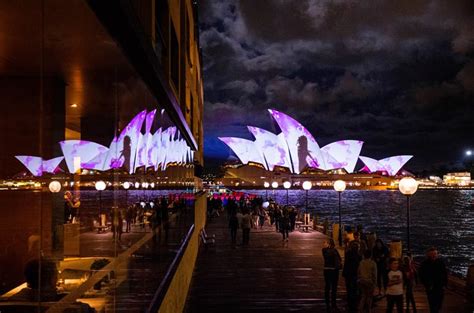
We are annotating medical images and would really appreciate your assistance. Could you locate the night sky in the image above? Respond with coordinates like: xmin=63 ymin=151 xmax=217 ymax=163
xmin=199 ymin=0 xmax=474 ymax=173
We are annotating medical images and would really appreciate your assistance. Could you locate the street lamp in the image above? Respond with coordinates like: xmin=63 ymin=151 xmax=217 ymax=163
xmin=283 ymin=181 xmax=291 ymax=205
xmin=466 ymin=150 xmax=472 ymax=156
xmin=123 ymin=182 xmax=130 ymax=206
xmin=134 ymin=182 xmax=140 ymax=189
xmin=49 ymin=180 xmax=62 ymax=193
xmin=302 ymin=181 xmax=312 ymax=226
xmin=263 ymin=182 xmax=270 ymax=200
xmin=398 ymin=177 xmax=418 ymax=252
xmin=95 ymin=181 xmax=106 ymax=227
xmin=302 ymin=181 xmax=312 ymax=210
xmin=333 ymin=180 xmax=346 ymax=247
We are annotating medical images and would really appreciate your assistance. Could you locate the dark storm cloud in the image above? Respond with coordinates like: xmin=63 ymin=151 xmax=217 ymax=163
xmin=199 ymin=0 xmax=474 ymax=171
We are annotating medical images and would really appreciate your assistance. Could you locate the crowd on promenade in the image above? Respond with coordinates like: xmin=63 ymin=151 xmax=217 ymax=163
xmin=322 ymin=235 xmax=448 ymax=313
xmin=208 ymin=194 xmax=467 ymax=313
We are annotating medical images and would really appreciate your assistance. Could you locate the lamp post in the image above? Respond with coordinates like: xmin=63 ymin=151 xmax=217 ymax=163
xmin=263 ymin=182 xmax=270 ymax=200
xmin=271 ymin=181 xmax=278 ymax=198
xmin=283 ymin=181 xmax=291 ymax=206
xmin=302 ymin=181 xmax=312 ymax=226
xmin=123 ymin=182 xmax=130 ymax=206
xmin=302 ymin=181 xmax=312 ymax=209
xmin=333 ymin=180 xmax=346 ymax=247
xmin=95 ymin=181 xmax=106 ymax=226
xmin=398 ymin=177 xmax=418 ymax=252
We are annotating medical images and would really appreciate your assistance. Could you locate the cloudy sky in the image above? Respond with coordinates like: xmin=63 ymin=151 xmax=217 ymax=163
xmin=198 ymin=0 xmax=474 ymax=172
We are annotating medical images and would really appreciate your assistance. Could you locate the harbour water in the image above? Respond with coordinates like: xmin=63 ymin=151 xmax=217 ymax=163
xmin=240 ymin=189 xmax=474 ymax=277
xmin=1 ymin=189 xmax=471 ymax=278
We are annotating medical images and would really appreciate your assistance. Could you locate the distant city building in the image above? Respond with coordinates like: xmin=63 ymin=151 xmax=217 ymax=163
xmin=443 ymin=172 xmax=471 ymax=186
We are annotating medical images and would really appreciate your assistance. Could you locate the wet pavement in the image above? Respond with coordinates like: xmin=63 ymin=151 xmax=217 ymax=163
xmin=185 ymin=215 xmax=471 ymax=313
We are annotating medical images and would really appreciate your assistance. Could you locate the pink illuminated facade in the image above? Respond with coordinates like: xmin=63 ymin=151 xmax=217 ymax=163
xmin=219 ymin=109 xmax=413 ymax=176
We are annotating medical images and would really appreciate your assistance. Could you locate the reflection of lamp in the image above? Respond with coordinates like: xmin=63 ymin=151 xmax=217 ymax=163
xmin=95 ymin=181 xmax=106 ymax=226
xmin=49 ymin=180 xmax=61 ymax=193
xmin=271 ymin=181 xmax=278 ymax=198
xmin=398 ymin=177 xmax=418 ymax=252
xmin=123 ymin=182 xmax=130 ymax=206
xmin=263 ymin=182 xmax=270 ymax=200
xmin=283 ymin=181 xmax=291 ymax=205
xmin=333 ymin=180 xmax=346 ymax=247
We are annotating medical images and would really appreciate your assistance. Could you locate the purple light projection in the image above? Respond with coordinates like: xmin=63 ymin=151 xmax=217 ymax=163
xmin=321 ymin=140 xmax=364 ymax=173
xmin=247 ymin=126 xmax=292 ymax=171
xmin=219 ymin=109 xmax=413 ymax=175
xmin=15 ymin=109 xmax=194 ymax=176
xmin=218 ymin=137 xmax=267 ymax=168
xmin=359 ymin=155 xmax=413 ymax=176
xmin=268 ymin=109 xmax=325 ymax=173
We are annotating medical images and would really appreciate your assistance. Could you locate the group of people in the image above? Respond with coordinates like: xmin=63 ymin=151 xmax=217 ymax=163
xmin=322 ymin=232 xmax=448 ymax=313
xmin=219 ymin=196 xmax=303 ymax=245
xmin=110 ymin=196 xmax=188 ymax=242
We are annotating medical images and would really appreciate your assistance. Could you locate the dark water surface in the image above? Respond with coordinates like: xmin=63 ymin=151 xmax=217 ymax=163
xmin=240 ymin=189 xmax=474 ymax=277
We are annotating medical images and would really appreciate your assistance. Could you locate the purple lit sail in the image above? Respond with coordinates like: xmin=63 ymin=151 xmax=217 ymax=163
xmin=379 ymin=155 xmax=413 ymax=176
xmin=42 ymin=156 xmax=65 ymax=173
xmin=268 ymin=109 xmax=325 ymax=173
xmin=358 ymin=156 xmax=386 ymax=173
xmin=218 ymin=137 xmax=267 ymax=168
xmin=359 ymin=155 xmax=413 ymax=175
xmin=15 ymin=156 xmax=43 ymax=176
xmin=60 ymin=140 xmax=109 ymax=173
xmin=321 ymin=140 xmax=364 ymax=173
xmin=247 ymin=126 xmax=292 ymax=171
xmin=149 ymin=128 xmax=162 ymax=170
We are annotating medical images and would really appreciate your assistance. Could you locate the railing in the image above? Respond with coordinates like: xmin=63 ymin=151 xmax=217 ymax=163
xmin=146 ymin=224 xmax=195 ymax=313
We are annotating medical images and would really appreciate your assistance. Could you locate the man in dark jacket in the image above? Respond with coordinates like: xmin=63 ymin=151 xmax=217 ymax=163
xmin=343 ymin=241 xmax=361 ymax=312
xmin=419 ymin=247 xmax=448 ymax=313
xmin=322 ymin=239 xmax=342 ymax=311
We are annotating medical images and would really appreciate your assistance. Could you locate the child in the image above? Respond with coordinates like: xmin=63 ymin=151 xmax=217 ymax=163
xmin=386 ymin=258 xmax=404 ymax=313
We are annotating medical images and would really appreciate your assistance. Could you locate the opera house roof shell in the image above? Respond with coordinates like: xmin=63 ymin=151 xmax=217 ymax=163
xmin=15 ymin=110 xmax=194 ymax=176
xmin=219 ymin=109 xmax=412 ymax=176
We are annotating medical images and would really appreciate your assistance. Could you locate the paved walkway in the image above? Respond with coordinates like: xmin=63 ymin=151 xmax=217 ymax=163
xmin=185 ymin=215 xmax=470 ymax=313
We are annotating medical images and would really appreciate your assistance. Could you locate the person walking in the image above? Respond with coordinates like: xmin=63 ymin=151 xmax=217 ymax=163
xmin=280 ymin=209 xmax=290 ymax=241
xmin=258 ymin=206 xmax=266 ymax=229
xmin=241 ymin=209 xmax=252 ymax=245
xmin=373 ymin=238 xmax=389 ymax=296
xmin=289 ymin=207 xmax=297 ymax=231
xmin=322 ymin=239 xmax=342 ymax=312
xmin=343 ymin=241 xmax=361 ymax=312
xmin=358 ymin=250 xmax=377 ymax=313
xmin=229 ymin=210 xmax=239 ymax=245
xmin=386 ymin=258 xmax=404 ymax=313
xmin=402 ymin=253 xmax=417 ymax=313
xmin=419 ymin=247 xmax=448 ymax=313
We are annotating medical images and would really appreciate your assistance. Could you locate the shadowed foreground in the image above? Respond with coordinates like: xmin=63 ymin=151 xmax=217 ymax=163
xmin=185 ymin=215 xmax=470 ymax=313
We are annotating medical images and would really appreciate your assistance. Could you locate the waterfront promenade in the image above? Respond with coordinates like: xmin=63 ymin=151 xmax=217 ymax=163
xmin=185 ymin=214 xmax=470 ymax=313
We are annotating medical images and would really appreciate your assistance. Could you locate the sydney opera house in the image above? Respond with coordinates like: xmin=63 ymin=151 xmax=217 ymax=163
xmin=15 ymin=110 xmax=194 ymax=177
xmin=218 ymin=110 xmax=413 ymax=189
